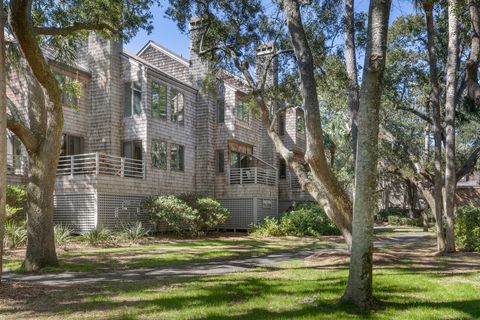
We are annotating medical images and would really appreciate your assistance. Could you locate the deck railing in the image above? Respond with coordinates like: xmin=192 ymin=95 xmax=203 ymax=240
xmin=7 ymin=154 xmax=28 ymax=176
xmin=228 ymin=167 xmax=277 ymax=186
xmin=57 ymin=153 xmax=145 ymax=179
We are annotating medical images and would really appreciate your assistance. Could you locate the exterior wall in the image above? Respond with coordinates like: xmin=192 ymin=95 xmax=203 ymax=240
xmin=53 ymin=193 xmax=96 ymax=233
xmin=87 ymin=33 xmax=123 ymax=156
xmin=137 ymin=43 xmax=190 ymax=83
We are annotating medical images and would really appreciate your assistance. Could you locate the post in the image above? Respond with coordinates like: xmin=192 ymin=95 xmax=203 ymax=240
xmin=121 ymin=157 xmax=125 ymax=177
xmin=70 ymin=156 xmax=74 ymax=176
xmin=95 ymin=153 xmax=99 ymax=175
xmin=228 ymin=167 xmax=230 ymax=184
xmin=240 ymin=168 xmax=243 ymax=185
xmin=143 ymin=160 xmax=146 ymax=179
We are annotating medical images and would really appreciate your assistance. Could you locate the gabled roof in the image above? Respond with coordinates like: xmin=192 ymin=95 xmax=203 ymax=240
xmin=137 ymin=40 xmax=190 ymax=67
xmin=122 ymin=49 xmax=196 ymax=92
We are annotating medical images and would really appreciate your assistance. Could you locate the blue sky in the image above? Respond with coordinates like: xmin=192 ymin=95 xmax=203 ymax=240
xmin=125 ymin=0 xmax=416 ymax=58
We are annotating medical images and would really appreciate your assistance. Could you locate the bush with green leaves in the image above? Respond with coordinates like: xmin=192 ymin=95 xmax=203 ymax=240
xmin=81 ymin=226 xmax=113 ymax=246
xmin=5 ymin=220 xmax=27 ymax=249
xmin=455 ymin=206 xmax=480 ymax=252
xmin=377 ymin=207 xmax=410 ymax=222
xmin=387 ymin=215 xmax=419 ymax=226
xmin=250 ymin=202 xmax=340 ymax=237
xmin=249 ymin=217 xmax=285 ymax=237
xmin=119 ymin=221 xmax=149 ymax=242
xmin=54 ymin=224 xmax=73 ymax=247
xmin=145 ymin=194 xmax=230 ymax=236
xmin=6 ymin=185 xmax=27 ymax=222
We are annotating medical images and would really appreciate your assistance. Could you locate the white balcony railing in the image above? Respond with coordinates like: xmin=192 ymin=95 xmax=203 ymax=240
xmin=57 ymin=153 xmax=145 ymax=179
xmin=7 ymin=154 xmax=28 ymax=176
xmin=228 ymin=167 xmax=277 ymax=186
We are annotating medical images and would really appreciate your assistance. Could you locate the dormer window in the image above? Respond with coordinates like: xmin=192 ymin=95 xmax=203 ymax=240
xmin=124 ymin=81 xmax=142 ymax=117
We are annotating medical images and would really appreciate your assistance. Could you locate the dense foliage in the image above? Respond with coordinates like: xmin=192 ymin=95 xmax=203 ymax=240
xmin=6 ymin=184 xmax=27 ymax=222
xmin=250 ymin=202 xmax=340 ymax=237
xmin=145 ymin=195 xmax=230 ymax=236
xmin=455 ymin=206 xmax=480 ymax=252
xmin=54 ymin=225 xmax=73 ymax=247
xmin=4 ymin=220 xmax=27 ymax=249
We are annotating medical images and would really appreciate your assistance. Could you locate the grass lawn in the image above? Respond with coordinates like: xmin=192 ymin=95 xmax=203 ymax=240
xmin=3 ymin=235 xmax=339 ymax=273
xmin=1 ymin=229 xmax=480 ymax=319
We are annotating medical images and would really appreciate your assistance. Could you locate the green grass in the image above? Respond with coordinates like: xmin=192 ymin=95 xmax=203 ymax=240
xmin=3 ymin=237 xmax=338 ymax=273
xmin=2 ymin=259 xmax=479 ymax=319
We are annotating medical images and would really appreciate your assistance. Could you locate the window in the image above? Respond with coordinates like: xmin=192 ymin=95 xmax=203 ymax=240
xmin=151 ymin=140 xmax=167 ymax=169
xmin=152 ymin=82 xmax=167 ymax=119
xmin=236 ymin=100 xmax=249 ymax=122
xmin=217 ymin=83 xmax=225 ymax=123
xmin=61 ymin=134 xmax=84 ymax=156
xmin=171 ymin=89 xmax=184 ymax=124
xmin=216 ymin=150 xmax=225 ymax=173
xmin=278 ymin=158 xmax=286 ymax=179
xmin=170 ymin=144 xmax=184 ymax=171
xmin=55 ymin=73 xmax=79 ymax=107
xmin=296 ymin=112 xmax=305 ymax=134
xmin=230 ymin=151 xmax=250 ymax=168
xmin=122 ymin=140 xmax=143 ymax=160
xmin=278 ymin=112 xmax=285 ymax=136
xmin=124 ymin=81 xmax=142 ymax=116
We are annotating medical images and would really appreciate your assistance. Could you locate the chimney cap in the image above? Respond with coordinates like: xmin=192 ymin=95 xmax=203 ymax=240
xmin=256 ymin=42 xmax=275 ymax=55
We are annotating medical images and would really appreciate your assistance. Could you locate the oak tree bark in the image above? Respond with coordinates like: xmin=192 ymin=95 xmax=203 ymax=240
xmin=341 ymin=0 xmax=391 ymax=309
xmin=423 ymin=3 xmax=446 ymax=252
xmin=444 ymin=0 xmax=459 ymax=253
xmin=0 ymin=0 xmax=6 ymax=282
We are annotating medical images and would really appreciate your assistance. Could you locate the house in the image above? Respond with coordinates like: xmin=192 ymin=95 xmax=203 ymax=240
xmin=6 ymin=20 xmax=312 ymax=233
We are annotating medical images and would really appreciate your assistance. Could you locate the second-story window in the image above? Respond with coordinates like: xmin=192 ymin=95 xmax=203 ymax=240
xmin=170 ymin=144 xmax=185 ymax=171
xmin=124 ymin=81 xmax=142 ymax=117
xmin=278 ymin=158 xmax=287 ymax=179
xmin=151 ymin=139 xmax=167 ymax=170
xmin=296 ymin=112 xmax=305 ymax=134
xmin=171 ymin=89 xmax=184 ymax=124
xmin=216 ymin=83 xmax=225 ymax=123
xmin=55 ymin=73 xmax=79 ymax=108
xmin=152 ymin=82 xmax=167 ymax=119
xmin=278 ymin=112 xmax=285 ymax=136
xmin=216 ymin=150 xmax=224 ymax=173
xmin=236 ymin=100 xmax=249 ymax=123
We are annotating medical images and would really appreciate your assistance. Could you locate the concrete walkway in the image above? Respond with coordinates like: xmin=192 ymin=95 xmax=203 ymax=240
xmin=2 ymin=233 xmax=429 ymax=287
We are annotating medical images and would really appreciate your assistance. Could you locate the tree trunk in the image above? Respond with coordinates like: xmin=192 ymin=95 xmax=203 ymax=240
xmin=466 ymin=0 xmax=480 ymax=106
xmin=444 ymin=0 xmax=459 ymax=253
xmin=9 ymin=0 xmax=65 ymax=270
xmin=345 ymin=0 xmax=360 ymax=161
xmin=424 ymin=4 xmax=446 ymax=252
xmin=281 ymin=0 xmax=354 ymax=247
xmin=0 ymin=0 xmax=6 ymax=283
xmin=342 ymin=0 xmax=391 ymax=309
xmin=22 ymin=126 xmax=62 ymax=270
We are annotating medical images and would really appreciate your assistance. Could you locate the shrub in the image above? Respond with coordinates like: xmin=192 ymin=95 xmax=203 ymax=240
xmin=120 ymin=221 xmax=149 ymax=242
xmin=191 ymin=196 xmax=229 ymax=232
xmin=377 ymin=207 xmax=409 ymax=222
xmin=145 ymin=195 xmax=230 ymax=236
xmin=455 ymin=206 xmax=480 ymax=252
xmin=280 ymin=202 xmax=340 ymax=236
xmin=6 ymin=185 xmax=27 ymax=222
xmin=250 ymin=217 xmax=285 ymax=237
xmin=5 ymin=220 xmax=27 ymax=249
xmin=250 ymin=202 xmax=340 ymax=237
xmin=145 ymin=195 xmax=198 ymax=235
xmin=387 ymin=215 xmax=419 ymax=226
xmin=81 ymin=226 xmax=113 ymax=246
xmin=54 ymin=224 xmax=73 ymax=247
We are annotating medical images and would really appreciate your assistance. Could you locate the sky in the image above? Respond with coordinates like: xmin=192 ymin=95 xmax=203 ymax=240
xmin=124 ymin=1 xmax=416 ymax=59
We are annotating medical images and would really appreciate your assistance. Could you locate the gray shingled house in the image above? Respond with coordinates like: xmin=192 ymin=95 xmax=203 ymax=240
xmin=6 ymin=22 xmax=312 ymax=232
